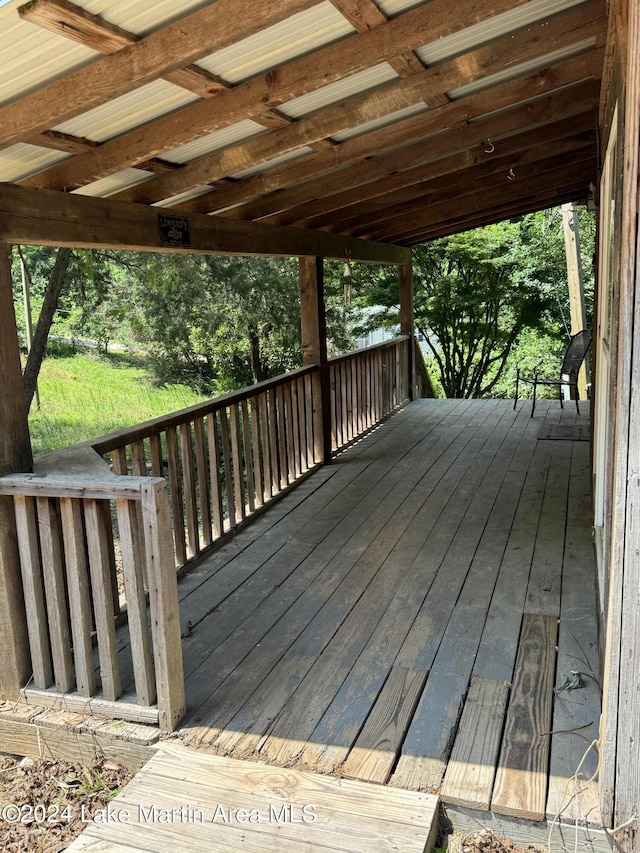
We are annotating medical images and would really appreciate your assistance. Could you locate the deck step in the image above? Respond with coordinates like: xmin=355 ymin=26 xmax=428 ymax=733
xmin=65 ymin=743 xmax=440 ymax=852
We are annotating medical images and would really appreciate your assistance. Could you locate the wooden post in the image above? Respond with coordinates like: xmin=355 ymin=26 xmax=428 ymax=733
xmin=20 ymin=256 xmax=39 ymax=410
xmin=399 ymin=262 xmax=415 ymax=400
xmin=561 ymin=202 xmax=590 ymax=398
xmin=0 ymin=242 xmax=34 ymax=700
xmin=299 ymin=256 xmax=332 ymax=464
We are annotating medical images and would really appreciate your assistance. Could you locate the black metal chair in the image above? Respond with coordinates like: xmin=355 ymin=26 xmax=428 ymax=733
xmin=514 ymin=330 xmax=592 ymax=417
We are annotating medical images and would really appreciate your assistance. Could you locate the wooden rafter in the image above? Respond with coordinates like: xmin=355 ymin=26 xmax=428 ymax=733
xmin=235 ymin=86 xmax=599 ymax=227
xmin=371 ymin=164 xmax=594 ymax=243
xmin=18 ymin=0 xmax=597 ymax=195
xmin=107 ymin=11 xmax=605 ymax=206
xmin=2 ymin=0 xmax=318 ymax=150
xmin=19 ymin=0 xmax=332 ymax=155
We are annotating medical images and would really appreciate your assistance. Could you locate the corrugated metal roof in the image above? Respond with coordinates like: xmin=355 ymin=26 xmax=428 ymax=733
xmin=0 ymin=5 xmax=97 ymax=105
xmin=73 ymin=168 xmax=153 ymax=197
xmin=449 ymin=37 xmax=596 ymax=98
xmin=232 ymin=147 xmax=315 ymax=179
xmin=0 ymin=143 xmax=68 ymax=183
xmin=332 ymin=103 xmax=430 ymax=142
xmin=78 ymin=0 xmax=212 ymax=37
xmin=163 ymin=120 xmax=268 ymax=165
xmin=54 ymin=80 xmax=200 ymax=142
xmin=416 ymin=0 xmax=589 ymax=65
xmin=197 ymin=1 xmax=355 ymax=84
xmin=154 ymin=186 xmax=215 ymax=207
xmin=279 ymin=63 xmax=399 ymax=120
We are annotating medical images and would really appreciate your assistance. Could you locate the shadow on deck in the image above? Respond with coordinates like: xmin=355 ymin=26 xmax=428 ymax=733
xmin=168 ymin=398 xmax=600 ymax=829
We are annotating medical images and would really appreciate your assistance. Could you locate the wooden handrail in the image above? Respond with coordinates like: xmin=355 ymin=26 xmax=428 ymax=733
xmin=328 ymin=335 xmax=410 ymax=367
xmin=90 ymin=365 xmax=317 ymax=454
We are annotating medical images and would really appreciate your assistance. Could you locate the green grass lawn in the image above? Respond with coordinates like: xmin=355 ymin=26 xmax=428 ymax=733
xmin=29 ymin=352 xmax=206 ymax=456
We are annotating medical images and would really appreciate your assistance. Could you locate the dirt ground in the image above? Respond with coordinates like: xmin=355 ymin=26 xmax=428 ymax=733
xmin=0 ymin=752 xmax=131 ymax=852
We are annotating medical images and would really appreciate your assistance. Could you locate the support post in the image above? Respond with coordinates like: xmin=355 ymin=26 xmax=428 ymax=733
xmin=299 ymin=256 xmax=331 ymax=464
xmin=399 ymin=262 xmax=415 ymax=400
xmin=0 ymin=242 xmax=34 ymax=699
xmin=561 ymin=202 xmax=589 ymax=398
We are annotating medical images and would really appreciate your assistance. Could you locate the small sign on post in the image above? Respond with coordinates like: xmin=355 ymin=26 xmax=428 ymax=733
xmin=158 ymin=214 xmax=191 ymax=248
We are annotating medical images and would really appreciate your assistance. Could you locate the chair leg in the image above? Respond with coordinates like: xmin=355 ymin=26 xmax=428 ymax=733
xmin=575 ymin=386 xmax=580 ymax=415
xmin=514 ymin=369 xmax=520 ymax=411
xmin=531 ymin=379 xmax=537 ymax=418
xmin=559 ymin=385 xmax=564 ymax=409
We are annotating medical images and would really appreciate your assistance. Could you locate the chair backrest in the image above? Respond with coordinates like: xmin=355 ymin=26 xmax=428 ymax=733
xmin=560 ymin=329 xmax=592 ymax=378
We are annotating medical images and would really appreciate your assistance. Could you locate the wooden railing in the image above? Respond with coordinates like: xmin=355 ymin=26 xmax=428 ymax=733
xmin=0 ymin=470 xmax=185 ymax=730
xmin=90 ymin=366 xmax=323 ymax=573
xmin=0 ymin=336 xmax=424 ymax=728
xmin=329 ymin=335 xmax=411 ymax=452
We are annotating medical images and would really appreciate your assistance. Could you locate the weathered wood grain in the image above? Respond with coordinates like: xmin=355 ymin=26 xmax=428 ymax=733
xmin=441 ymin=678 xmax=510 ymax=809
xmin=491 ymin=614 xmax=558 ymax=820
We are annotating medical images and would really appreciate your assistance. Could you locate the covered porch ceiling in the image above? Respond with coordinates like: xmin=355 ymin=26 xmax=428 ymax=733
xmin=0 ymin=0 xmax=606 ymax=254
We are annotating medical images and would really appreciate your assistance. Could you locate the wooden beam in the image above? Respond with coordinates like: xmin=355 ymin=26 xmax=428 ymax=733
xmin=322 ymin=137 xmax=596 ymax=234
xmin=19 ymin=0 xmax=331 ymax=155
xmin=328 ymin=0 xmax=429 ymax=79
xmin=0 ymin=243 xmax=33 ymax=700
xmin=19 ymin=0 xmax=229 ymax=97
xmin=399 ymin=264 xmax=415 ymax=400
xmin=1 ymin=0 xmax=318 ymax=150
xmin=366 ymin=161 xmax=595 ymax=243
xmin=355 ymin=149 xmax=596 ymax=239
xmin=393 ymin=184 xmax=592 ymax=245
xmin=111 ymin=18 xmax=606 ymax=205
xmin=254 ymin=102 xmax=599 ymax=228
xmin=299 ymin=257 xmax=331 ymax=464
xmin=178 ymin=49 xmax=605 ymax=218
xmin=20 ymin=0 xmax=556 ymax=192
xmin=0 ymin=184 xmax=409 ymax=264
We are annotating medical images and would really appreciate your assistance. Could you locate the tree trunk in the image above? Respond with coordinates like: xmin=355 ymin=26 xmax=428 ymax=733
xmin=22 ymin=247 xmax=73 ymax=410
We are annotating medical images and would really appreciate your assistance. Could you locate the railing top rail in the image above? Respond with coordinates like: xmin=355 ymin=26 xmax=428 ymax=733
xmin=328 ymin=335 xmax=410 ymax=366
xmin=89 ymin=364 xmax=318 ymax=454
xmin=0 ymin=472 xmax=163 ymax=500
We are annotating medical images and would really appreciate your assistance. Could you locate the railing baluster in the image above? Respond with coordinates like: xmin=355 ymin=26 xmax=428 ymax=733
xmin=84 ymin=498 xmax=121 ymax=702
xmin=241 ymin=399 xmax=256 ymax=514
xmin=249 ymin=399 xmax=264 ymax=508
xmin=206 ymin=412 xmax=224 ymax=537
xmin=290 ymin=378 xmax=302 ymax=478
xmin=116 ymin=497 xmax=156 ymax=706
xmin=165 ymin=426 xmax=187 ymax=567
xmin=14 ymin=495 xmax=52 ymax=689
xmin=268 ymin=387 xmax=279 ymax=495
xmin=194 ymin=417 xmax=211 ymax=547
xmin=141 ymin=481 xmax=186 ymax=731
xmin=179 ymin=422 xmax=199 ymax=557
xmin=229 ymin=403 xmax=245 ymax=520
xmin=259 ymin=392 xmax=272 ymax=501
xmin=36 ymin=497 xmax=73 ymax=693
xmin=219 ymin=407 xmax=236 ymax=527
xmin=59 ymin=497 xmax=95 ymax=698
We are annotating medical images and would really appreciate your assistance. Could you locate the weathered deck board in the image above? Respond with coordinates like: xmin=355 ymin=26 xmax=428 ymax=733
xmin=341 ymin=666 xmax=428 ymax=784
xmin=491 ymin=614 xmax=558 ymax=820
xmin=76 ymin=399 xmax=599 ymax=827
xmin=546 ymin=442 xmax=601 ymax=826
xmin=66 ymin=745 xmax=439 ymax=853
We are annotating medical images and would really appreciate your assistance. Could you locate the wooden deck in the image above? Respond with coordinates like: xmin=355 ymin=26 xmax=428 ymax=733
xmin=161 ymin=397 xmax=601 ymax=829
xmin=5 ymin=397 xmax=603 ymax=851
